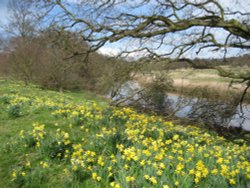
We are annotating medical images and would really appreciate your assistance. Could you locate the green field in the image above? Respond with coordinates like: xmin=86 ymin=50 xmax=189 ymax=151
xmin=0 ymin=80 xmax=249 ymax=188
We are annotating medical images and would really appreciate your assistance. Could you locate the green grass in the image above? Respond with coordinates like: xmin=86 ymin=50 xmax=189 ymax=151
xmin=0 ymin=80 xmax=108 ymax=188
xmin=0 ymin=80 xmax=249 ymax=188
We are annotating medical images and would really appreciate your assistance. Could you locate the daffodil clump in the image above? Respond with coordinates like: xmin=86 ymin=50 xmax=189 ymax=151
xmin=52 ymin=102 xmax=102 ymax=126
xmin=1 ymin=84 xmax=249 ymax=188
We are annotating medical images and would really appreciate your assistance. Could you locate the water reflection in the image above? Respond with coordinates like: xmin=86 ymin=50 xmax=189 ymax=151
xmin=111 ymin=81 xmax=250 ymax=131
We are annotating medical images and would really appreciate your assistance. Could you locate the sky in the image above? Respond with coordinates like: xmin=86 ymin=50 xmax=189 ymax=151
xmin=1 ymin=0 xmax=249 ymax=30
xmin=97 ymin=0 xmax=250 ymax=59
xmin=1 ymin=0 xmax=249 ymax=26
xmin=0 ymin=0 xmax=249 ymax=58
xmin=0 ymin=0 xmax=8 ymax=25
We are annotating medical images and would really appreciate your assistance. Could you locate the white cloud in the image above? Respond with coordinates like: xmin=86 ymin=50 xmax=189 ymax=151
xmin=98 ymin=46 xmax=121 ymax=56
xmin=219 ymin=0 xmax=250 ymax=13
xmin=97 ymin=42 xmax=148 ymax=60
xmin=66 ymin=0 xmax=84 ymax=4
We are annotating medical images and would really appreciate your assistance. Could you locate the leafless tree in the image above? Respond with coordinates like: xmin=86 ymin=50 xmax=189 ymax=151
xmin=33 ymin=1 xmax=249 ymax=55
xmin=6 ymin=0 xmax=36 ymax=37
xmin=1 ymin=0 xmax=45 ymax=84
xmin=31 ymin=0 xmax=250 ymax=96
xmin=31 ymin=0 xmax=250 ymax=132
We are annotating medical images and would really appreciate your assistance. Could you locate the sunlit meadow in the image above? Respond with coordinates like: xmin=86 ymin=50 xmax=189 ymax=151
xmin=0 ymin=80 xmax=249 ymax=188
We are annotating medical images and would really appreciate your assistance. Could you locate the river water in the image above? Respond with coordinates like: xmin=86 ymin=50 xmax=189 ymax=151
xmin=167 ymin=93 xmax=250 ymax=131
xmin=112 ymin=81 xmax=250 ymax=131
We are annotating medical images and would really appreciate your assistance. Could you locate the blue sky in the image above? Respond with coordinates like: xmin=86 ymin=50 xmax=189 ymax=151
xmin=0 ymin=0 xmax=8 ymax=25
xmin=0 ymin=0 xmax=249 ymax=59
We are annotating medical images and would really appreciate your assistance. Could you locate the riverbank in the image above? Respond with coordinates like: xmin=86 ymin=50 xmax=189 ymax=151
xmin=111 ymin=80 xmax=250 ymax=135
xmin=134 ymin=70 xmax=250 ymax=104
xmin=1 ymin=81 xmax=249 ymax=188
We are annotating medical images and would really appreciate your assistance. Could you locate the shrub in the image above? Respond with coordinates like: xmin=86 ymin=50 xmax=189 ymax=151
xmin=0 ymin=95 xmax=11 ymax=104
xmin=8 ymin=104 xmax=22 ymax=118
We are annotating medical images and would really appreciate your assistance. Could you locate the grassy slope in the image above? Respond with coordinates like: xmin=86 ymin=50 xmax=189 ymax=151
xmin=0 ymin=79 xmax=249 ymax=188
xmin=0 ymin=80 xmax=108 ymax=188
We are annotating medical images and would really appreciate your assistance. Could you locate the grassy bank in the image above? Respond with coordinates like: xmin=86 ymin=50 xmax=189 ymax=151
xmin=0 ymin=80 xmax=249 ymax=188
xmin=169 ymin=68 xmax=250 ymax=104
xmin=169 ymin=68 xmax=233 ymax=86
xmin=136 ymin=68 xmax=250 ymax=103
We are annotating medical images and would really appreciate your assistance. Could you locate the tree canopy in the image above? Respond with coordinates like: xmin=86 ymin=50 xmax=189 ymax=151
xmin=30 ymin=0 xmax=250 ymax=101
xmin=34 ymin=0 xmax=250 ymax=59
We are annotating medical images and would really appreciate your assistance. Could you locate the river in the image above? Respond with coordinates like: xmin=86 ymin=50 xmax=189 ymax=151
xmin=112 ymin=81 xmax=250 ymax=131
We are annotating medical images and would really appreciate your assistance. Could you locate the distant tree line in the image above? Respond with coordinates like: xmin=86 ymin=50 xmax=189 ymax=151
xmin=138 ymin=54 xmax=250 ymax=71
